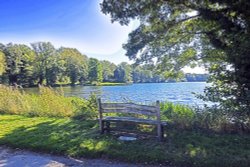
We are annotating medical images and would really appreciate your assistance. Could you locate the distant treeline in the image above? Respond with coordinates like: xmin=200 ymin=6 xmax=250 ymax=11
xmin=0 ymin=42 xmax=207 ymax=87
xmin=183 ymin=73 xmax=208 ymax=82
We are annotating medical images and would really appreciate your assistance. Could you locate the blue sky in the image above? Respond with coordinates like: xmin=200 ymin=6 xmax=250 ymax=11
xmin=0 ymin=0 xmax=205 ymax=73
xmin=0 ymin=0 xmax=137 ymax=63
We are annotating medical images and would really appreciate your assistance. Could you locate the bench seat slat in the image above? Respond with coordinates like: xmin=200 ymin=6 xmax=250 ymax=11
xmin=102 ymin=108 xmax=157 ymax=116
xmin=102 ymin=103 xmax=157 ymax=112
xmin=103 ymin=116 xmax=167 ymax=125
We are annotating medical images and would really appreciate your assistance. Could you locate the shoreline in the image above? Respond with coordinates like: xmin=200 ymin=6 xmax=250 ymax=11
xmin=4 ymin=81 xmax=208 ymax=89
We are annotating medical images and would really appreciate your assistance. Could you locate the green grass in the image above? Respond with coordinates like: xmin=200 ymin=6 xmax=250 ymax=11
xmin=85 ymin=82 xmax=128 ymax=86
xmin=0 ymin=114 xmax=250 ymax=167
xmin=0 ymin=85 xmax=98 ymax=119
xmin=98 ymin=82 xmax=128 ymax=86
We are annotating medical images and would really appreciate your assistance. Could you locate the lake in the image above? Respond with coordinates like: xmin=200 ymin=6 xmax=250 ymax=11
xmin=26 ymin=82 xmax=208 ymax=106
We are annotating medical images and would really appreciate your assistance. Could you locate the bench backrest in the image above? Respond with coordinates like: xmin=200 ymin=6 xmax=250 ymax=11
xmin=97 ymin=98 xmax=161 ymax=120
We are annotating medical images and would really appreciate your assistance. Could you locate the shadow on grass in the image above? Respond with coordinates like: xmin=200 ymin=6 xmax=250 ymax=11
xmin=0 ymin=115 xmax=250 ymax=167
xmin=0 ymin=119 xmax=105 ymax=157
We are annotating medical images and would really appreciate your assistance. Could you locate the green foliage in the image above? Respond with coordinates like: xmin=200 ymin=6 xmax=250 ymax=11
xmin=114 ymin=62 xmax=132 ymax=83
xmin=0 ymin=41 xmax=208 ymax=87
xmin=132 ymin=65 xmax=165 ymax=83
xmin=3 ymin=43 xmax=35 ymax=86
xmin=163 ymin=71 xmax=184 ymax=81
xmin=0 ymin=114 xmax=250 ymax=167
xmin=0 ymin=85 xmax=30 ymax=115
xmin=100 ymin=60 xmax=117 ymax=82
xmin=0 ymin=42 xmax=121 ymax=87
xmin=194 ymin=106 xmax=250 ymax=133
xmin=0 ymin=51 xmax=6 ymax=75
xmin=86 ymin=93 xmax=98 ymax=118
xmin=160 ymin=101 xmax=250 ymax=133
xmin=88 ymin=58 xmax=103 ymax=83
xmin=160 ymin=101 xmax=195 ymax=129
xmin=0 ymin=85 xmax=98 ymax=118
xmin=101 ymin=0 xmax=250 ymax=118
xmin=59 ymin=47 xmax=88 ymax=85
xmin=73 ymin=93 xmax=98 ymax=120
xmin=99 ymin=82 xmax=127 ymax=86
xmin=31 ymin=42 xmax=58 ymax=85
xmin=27 ymin=86 xmax=77 ymax=117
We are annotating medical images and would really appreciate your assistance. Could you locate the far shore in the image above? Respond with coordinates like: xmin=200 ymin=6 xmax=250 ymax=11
xmin=8 ymin=81 xmax=208 ymax=89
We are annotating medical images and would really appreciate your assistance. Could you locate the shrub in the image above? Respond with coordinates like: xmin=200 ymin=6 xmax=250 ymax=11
xmin=72 ymin=93 xmax=98 ymax=120
xmin=160 ymin=101 xmax=250 ymax=133
xmin=160 ymin=101 xmax=195 ymax=129
xmin=193 ymin=106 xmax=250 ymax=133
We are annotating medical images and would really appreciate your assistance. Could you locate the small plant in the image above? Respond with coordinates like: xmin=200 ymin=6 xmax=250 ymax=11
xmin=73 ymin=93 xmax=98 ymax=120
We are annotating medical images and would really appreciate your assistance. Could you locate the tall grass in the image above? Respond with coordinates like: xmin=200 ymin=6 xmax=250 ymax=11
xmin=160 ymin=101 xmax=250 ymax=133
xmin=0 ymin=85 xmax=97 ymax=118
xmin=0 ymin=85 xmax=30 ymax=115
xmin=160 ymin=101 xmax=195 ymax=129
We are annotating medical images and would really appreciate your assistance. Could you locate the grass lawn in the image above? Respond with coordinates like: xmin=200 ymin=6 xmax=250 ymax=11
xmin=0 ymin=114 xmax=250 ymax=167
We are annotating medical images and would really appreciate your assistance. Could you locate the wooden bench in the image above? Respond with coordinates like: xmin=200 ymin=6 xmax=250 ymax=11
xmin=97 ymin=98 xmax=167 ymax=141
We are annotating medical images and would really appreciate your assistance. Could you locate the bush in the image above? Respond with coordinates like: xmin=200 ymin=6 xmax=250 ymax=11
xmin=72 ymin=93 xmax=99 ymax=120
xmin=160 ymin=101 xmax=250 ymax=133
xmin=193 ymin=106 xmax=250 ymax=133
xmin=160 ymin=101 xmax=195 ymax=129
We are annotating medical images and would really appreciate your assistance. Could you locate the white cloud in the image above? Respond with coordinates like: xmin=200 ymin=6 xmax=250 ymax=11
xmin=182 ymin=66 xmax=207 ymax=74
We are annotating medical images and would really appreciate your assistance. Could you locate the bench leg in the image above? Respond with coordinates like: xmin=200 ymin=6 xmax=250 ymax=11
xmin=100 ymin=120 xmax=105 ymax=134
xmin=102 ymin=121 xmax=111 ymax=134
xmin=106 ymin=121 xmax=110 ymax=133
xmin=157 ymin=123 xmax=162 ymax=141
xmin=161 ymin=125 xmax=164 ymax=139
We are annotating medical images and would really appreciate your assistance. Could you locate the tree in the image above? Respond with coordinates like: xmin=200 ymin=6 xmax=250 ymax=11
xmin=114 ymin=62 xmax=132 ymax=83
xmin=114 ymin=66 xmax=125 ymax=82
xmin=101 ymin=60 xmax=117 ymax=82
xmin=132 ymin=66 xmax=151 ymax=83
xmin=185 ymin=73 xmax=208 ymax=82
xmin=101 ymin=0 xmax=250 ymax=115
xmin=59 ymin=47 xmax=88 ymax=85
xmin=0 ymin=51 xmax=6 ymax=75
xmin=132 ymin=65 xmax=165 ymax=83
xmin=31 ymin=42 xmax=58 ymax=85
xmin=3 ymin=43 xmax=35 ymax=86
xmin=132 ymin=66 xmax=142 ymax=83
xmin=88 ymin=58 xmax=103 ymax=83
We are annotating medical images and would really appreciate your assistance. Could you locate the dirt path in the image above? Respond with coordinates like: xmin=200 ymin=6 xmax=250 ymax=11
xmin=0 ymin=146 xmax=158 ymax=167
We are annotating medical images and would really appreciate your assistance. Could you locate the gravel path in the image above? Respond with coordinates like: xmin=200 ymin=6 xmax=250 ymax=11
xmin=0 ymin=146 xmax=162 ymax=167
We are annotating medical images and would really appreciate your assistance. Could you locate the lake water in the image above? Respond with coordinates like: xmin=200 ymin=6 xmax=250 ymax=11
xmin=26 ymin=82 xmax=208 ymax=106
